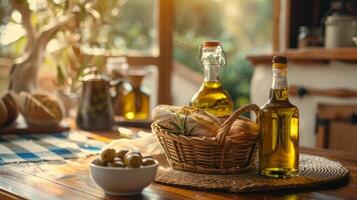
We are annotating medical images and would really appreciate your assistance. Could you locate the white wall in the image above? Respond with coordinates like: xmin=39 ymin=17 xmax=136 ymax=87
xmin=251 ymin=61 xmax=357 ymax=147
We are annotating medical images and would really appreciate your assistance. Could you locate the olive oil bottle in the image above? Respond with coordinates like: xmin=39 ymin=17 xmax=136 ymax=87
xmin=122 ymin=74 xmax=150 ymax=120
xmin=259 ymin=56 xmax=299 ymax=178
xmin=190 ymin=41 xmax=233 ymax=118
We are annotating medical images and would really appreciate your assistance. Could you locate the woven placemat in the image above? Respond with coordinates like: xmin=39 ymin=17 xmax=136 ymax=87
xmin=153 ymin=154 xmax=349 ymax=192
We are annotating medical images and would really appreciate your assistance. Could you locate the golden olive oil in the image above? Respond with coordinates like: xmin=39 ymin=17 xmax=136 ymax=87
xmin=190 ymin=41 xmax=233 ymax=117
xmin=122 ymin=75 xmax=150 ymax=120
xmin=122 ymin=87 xmax=149 ymax=120
xmin=259 ymin=56 xmax=299 ymax=178
xmin=190 ymin=81 xmax=233 ymax=117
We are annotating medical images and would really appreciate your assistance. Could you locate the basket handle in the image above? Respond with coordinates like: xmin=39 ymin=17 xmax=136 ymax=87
xmin=216 ymin=104 xmax=260 ymax=144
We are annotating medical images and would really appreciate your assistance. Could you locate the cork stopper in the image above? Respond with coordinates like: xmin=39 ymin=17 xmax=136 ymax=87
xmin=128 ymin=74 xmax=145 ymax=89
xmin=272 ymin=56 xmax=287 ymax=69
xmin=202 ymin=41 xmax=220 ymax=47
xmin=272 ymin=56 xmax=287 ymax=64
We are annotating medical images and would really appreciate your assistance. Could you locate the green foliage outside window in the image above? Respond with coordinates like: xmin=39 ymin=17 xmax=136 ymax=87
xmin=0 ymin=0 xmax=272 ymax=108
xmin=174 ymin=0 xmax=272 ymax=108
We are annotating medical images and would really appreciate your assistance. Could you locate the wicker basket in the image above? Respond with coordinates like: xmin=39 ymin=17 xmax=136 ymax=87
xmin=152 ymin=104 xmax=260 ymax=174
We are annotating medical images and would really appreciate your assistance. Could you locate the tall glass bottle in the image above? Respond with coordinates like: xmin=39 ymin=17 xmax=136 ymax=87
xmin=259 ymin=56 xmax=299 ymax=178
xmin=190 ymin=41 xmax=233 ymax=118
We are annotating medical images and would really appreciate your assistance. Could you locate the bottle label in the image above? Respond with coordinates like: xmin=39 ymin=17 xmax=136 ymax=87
xmin=272 ymin=69 xmax=287 ymax=89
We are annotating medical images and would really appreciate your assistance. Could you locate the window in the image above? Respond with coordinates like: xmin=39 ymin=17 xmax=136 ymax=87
xmin=173 ymin=0 xmax=273 ymax=107
xmin=0 ymin=0 xmax=173 ymax=104
xmin=0 ymin=0 xmax=273 ymax=107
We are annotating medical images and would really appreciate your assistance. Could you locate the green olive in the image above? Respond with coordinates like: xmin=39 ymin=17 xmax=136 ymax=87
xmin=124 ymin=154 xmax=142 ymax=168
xmin=142 ymin=158 xmax=156 ymax=166
xmin=128 ymin=150 xmax=142 ymax=158
xmin=92 ymin=159 xmax=106 ymax=166
xmin=116 ymin=149 xmax=129 ymax=160
xmin=113 ymin=157 xmax=123 ymax=162
xmin=143 ymin=155 xmax=154 ymax=160
xmin=100 ymin=148 xmax=116 ymax=163
xmin=107 ymin=160 xmax=125 ymax=168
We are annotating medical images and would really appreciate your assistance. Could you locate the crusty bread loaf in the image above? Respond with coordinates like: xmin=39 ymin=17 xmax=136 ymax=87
xmin=0 ymin=99 xmax=8 ymax=127
xmin=152 ymin=105 xmax=221 ymax=137
xmin=31 ymin=90 xmax=64 ymax=121
xmin=229 ymin=117 xmax=259 ymax=138
xmin=2 ymin=91 xmax=19 ymax=125
xmin=18 ymin=91 xmax=64 ymax=127
xmin=153 ymin=105 xmax=260 ymax=138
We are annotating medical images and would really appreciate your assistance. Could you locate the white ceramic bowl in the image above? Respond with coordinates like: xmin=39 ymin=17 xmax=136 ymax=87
xmin=90 ymin=158 xmax=159 ymax=196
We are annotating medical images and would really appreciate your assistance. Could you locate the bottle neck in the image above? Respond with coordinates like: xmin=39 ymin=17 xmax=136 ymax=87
xmin=270 ymin=68 xmax=289 ymax=102
xmin=204 ymin=64 xmax=219 ymax=82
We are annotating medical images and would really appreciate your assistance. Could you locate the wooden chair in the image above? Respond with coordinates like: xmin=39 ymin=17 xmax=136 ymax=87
xmin=288 ymin=85 xmax=357 ymax=153
xmin=316 ymin=104 xmax=357 ymax=153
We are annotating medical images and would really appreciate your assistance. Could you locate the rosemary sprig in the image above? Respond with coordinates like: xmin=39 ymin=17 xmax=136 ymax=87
xmin=157 ymin=111 xmax=195 ymax=136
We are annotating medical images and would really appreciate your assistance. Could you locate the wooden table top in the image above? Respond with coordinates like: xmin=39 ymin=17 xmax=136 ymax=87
xmin=0 ymin=131 xmax=356 ymax=200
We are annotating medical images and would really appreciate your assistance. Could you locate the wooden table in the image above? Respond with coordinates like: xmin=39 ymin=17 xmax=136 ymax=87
xmin=0 ymin=131 xmax=356 ymax=200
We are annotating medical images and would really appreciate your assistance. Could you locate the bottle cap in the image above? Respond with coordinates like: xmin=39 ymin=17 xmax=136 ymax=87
xmin=199 ymin=40 xmax=226 ymax=67
xmin=272 ymin=56 xmax=287 ymax=64
xmin=272 ymin=56 xmax=287 ymax=69
xmin=201 ymin=41 xmax=220 ymax=48
xmin=128 ymin=72 xmax=146 ymax=88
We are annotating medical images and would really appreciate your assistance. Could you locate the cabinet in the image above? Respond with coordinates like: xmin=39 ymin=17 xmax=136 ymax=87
xmin=249 ymin=0 xmax=357 ymax=65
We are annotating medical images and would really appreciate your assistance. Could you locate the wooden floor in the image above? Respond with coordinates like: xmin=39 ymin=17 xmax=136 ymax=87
xmin=0 ymin=132 xmax=356 ymax=200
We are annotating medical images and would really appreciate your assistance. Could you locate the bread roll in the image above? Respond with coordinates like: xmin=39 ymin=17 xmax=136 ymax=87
xmin=152 ymin=105 xmax=221 ymax=137
xmin=31 ymin=90 xmax=64 ymax=121
xmin=18 ymin=91 xmax=64 ymax=127
xmin=2 ymin=91 xmax=19 ymax=125
xmin=229 ymin=117 xmax=259 ymax=137
xmin=0 ymin=99 xmax=8 ymax=127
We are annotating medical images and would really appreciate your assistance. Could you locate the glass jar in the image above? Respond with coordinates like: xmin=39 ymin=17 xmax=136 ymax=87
xmin=298 ymin=26 xmax=322 ymax=48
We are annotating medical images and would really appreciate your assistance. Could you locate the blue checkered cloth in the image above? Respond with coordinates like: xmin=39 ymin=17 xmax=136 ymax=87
xmin=0 ymin=131 xmax=105 ymax=165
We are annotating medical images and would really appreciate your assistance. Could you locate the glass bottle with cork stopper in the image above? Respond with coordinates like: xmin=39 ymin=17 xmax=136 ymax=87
xmin=259 ymin=56 xmax=299 ymax=178
xmin=190 ymin=41 xmax=233 ymax=118
xmin=121 ymin=72 xmax=150 ymax=120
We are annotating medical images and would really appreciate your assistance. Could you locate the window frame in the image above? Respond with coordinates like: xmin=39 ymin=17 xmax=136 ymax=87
xmin=125 ymin=0 xmax=173 ymax=104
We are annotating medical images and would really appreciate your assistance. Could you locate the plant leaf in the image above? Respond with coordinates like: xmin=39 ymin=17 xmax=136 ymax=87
xmin=157 ymin=111 xmax=193 ymax=136
xmin=56 ymin=65 xmax=65 ymax=86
